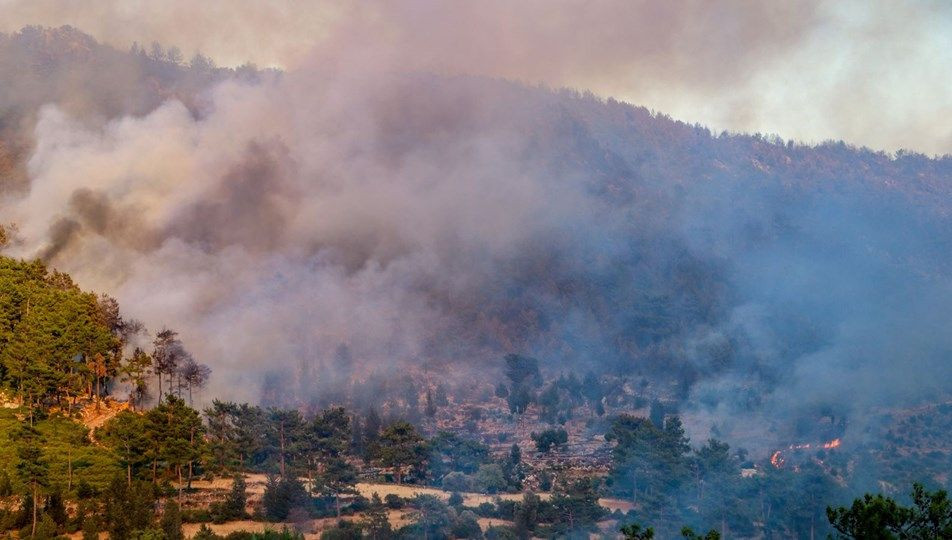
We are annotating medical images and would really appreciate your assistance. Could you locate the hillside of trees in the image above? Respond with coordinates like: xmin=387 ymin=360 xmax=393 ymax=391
xmin=0 ymin=25 xmax=950 ymax=539
xmin=0 ymin=26 xmax=949 ymax=424
xmin=0 ymin=254 xmax=949 ymax=538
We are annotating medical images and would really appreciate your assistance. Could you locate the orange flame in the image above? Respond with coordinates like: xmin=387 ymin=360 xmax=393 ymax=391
xmin=771 ymin=438 xmax=841 ymax=469
xmin=822 ymin=438 xmax=841 ymax=449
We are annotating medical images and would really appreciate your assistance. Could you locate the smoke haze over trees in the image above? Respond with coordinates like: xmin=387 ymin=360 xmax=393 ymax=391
xmin=1 ymin=1 xmax=950 ymax=155
xmin=0 ymin=22 xmax=950 ymax=462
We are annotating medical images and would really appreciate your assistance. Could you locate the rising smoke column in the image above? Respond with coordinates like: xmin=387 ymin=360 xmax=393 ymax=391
xmin=2 ymin=68 xmax=651 ymax=404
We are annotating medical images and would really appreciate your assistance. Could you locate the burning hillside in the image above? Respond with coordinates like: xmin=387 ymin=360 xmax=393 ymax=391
xmin=0 ymin=25 xmax=949 ymax=457
xmin=0 ymin=5 xmax=949 ymax=537
xmin=770 ymin=438 xmax=842 ymax=469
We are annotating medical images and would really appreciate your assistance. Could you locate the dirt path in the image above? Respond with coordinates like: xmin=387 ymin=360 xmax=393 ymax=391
xmin=81 ymin=399 xmax=129 ymax=446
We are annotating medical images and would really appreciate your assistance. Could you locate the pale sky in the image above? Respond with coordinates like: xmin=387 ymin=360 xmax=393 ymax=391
xmin=1 ymin=0 xmax=949 ymax=155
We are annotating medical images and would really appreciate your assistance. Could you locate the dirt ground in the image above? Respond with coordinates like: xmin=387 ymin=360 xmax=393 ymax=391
xmin=182 ymin=520 xmax=272 ymax=537
xmin=477 ymin=517 xmax=516 ymax=530
xmin=189 ymin=473 xmax=270 ymax=494
xmin=354 ymin=481 xmax=536 ymax=507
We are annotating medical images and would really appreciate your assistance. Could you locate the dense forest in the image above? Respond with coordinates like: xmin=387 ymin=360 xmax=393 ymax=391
xmin=0 ymin=255 xmax=948 ymax=538
xmin=0 ymin=25 xmax=950 ymax=538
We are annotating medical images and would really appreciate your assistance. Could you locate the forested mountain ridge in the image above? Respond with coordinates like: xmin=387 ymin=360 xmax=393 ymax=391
xmin=0 ymin=25 xmax=950 ymax=538
xmin=0 ymin=25 xmax=267 ymax=194
xmin=1 ymin=22 xmax=950 ymax=455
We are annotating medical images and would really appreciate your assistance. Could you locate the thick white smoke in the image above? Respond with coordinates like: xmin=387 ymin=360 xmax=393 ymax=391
xmin=2 ymin=68 xmax=611 ymax=403
xmin=1 ymin=25 xmax=950 ymax=455
xmin=2 ymin=0 xmax=950 ymax=154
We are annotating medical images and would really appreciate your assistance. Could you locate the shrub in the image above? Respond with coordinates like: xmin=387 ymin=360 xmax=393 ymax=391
xmin=538 ymin=470 xmax=553 ymax=491
xmin=442 ymin=471 xmax=473 ymax=492
xmin=81 ymin=514 xmax=100 ymax=540
xmin=348 ymin=495 xmax=369 ymax=512
xmin=76 ymin=478 xmax=98 ymax=499
xmin=485 ymin=525 xmax=519 ymax=539
xmin=193 ymin=524 xmax=223 ymax=540
xmin=496 ymin=499 xmax=517 ymax=520
xmin=319 ymin=520 xmax=362 ymax=540
xmin=531 ymin=428 xmax=568 ymax=453
xmin=451 ymin=510 xmax=482 ymax=538
xmin=474 ymin=464 xmax=507 ymax=494
xmin=475 ymin=502 xmax=496 ymax=517
xmin=0 ymin=472 xmax=12 ymax=497
xmin=384 ymin=494 xmax=404 ymax=509
xmin=185 ymin=507 xmax=214 ymax=523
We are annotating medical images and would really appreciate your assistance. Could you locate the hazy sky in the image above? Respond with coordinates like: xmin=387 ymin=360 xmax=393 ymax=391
xmin=1 ymin=0 xmax=949 ymax=154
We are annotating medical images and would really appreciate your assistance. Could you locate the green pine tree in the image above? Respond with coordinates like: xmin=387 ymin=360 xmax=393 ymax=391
xmin=160 ymin=500 xmax=184 ymax=540
xmin=13 ymin=423 xmax=49 ymax=538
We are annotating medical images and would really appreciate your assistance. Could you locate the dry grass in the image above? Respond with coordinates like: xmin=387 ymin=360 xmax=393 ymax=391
xmin=598 ymin=497 xmax=635 ymax=512
xmin=386 ymin=509 xmax=417 ymax=529
xmin=356 ymin=481 xmax=542 ymax=508
xmin=183 ymin=518 xmax=360 ymax=540
xmin=477 ymin=517 xmax=515 ymax=529
xmin=355 ymin=481 xmax=632 ymax=511
xmin=182 ymin=520 xmax=272 ymax=537
xmin=172 ymin=477 xmax=634 ymax=537
xmin=188 ymin=473 xmax=270 ymax=494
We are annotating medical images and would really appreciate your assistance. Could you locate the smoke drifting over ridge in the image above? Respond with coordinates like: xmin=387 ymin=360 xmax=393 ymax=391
xmin=6 ymin=68 xmax=623 ymax=401
xmin=1 ymin=0 xmax=950 ymax=154
xmin=0 ymin=21 xmax=951 ymax=452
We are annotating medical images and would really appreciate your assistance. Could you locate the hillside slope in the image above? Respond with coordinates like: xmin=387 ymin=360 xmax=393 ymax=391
xmin=0 ymin=26 xmax=949 ymax=451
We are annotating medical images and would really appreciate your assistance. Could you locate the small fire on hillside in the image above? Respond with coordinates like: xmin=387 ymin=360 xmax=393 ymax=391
xmin=770 ymin=438 xmax=842 ymax=469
